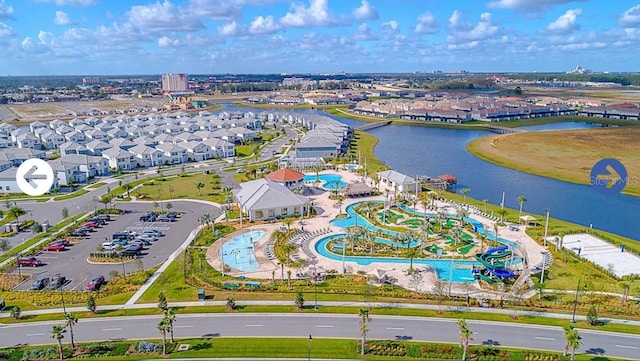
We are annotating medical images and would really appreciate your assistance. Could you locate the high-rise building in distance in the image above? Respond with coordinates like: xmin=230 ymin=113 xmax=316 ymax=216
xmin=162 ymin=73 xmax=188 ymax=93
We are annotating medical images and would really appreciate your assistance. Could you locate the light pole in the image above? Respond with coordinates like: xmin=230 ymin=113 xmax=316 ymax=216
xmin=342 ymin=239 xmax=346 ymax=275
xmin=120 ymin=255 xmax=126 ymax=277
xmin=543 ymin=208 xmax=550 ymax=247
xmin=56 ymin=273 xmax=67 ymax=314
xmin=571 ymin=279 xmax=581 ymax=323
xmin=313 ymin=265 xmax=318 ymax=310
xmin=308 ymin=334 xmax=312 ymax=361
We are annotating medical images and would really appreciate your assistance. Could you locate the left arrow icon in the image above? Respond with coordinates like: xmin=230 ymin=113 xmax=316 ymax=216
xmin=16 ymin=159 xmax=55 ymax=196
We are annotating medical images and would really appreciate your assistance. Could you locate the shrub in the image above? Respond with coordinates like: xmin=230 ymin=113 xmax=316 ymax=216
xmin=136 ymin=341 xmax=158 ymax=353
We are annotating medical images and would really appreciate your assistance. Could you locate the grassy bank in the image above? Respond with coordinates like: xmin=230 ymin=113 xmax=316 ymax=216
xmin=348 ymin=130 xmax=388 ymax=173
xmin=235 ymin=102 xmax=349 ymax=110
xmin=466 ymin=127 xmax=640 ymax=196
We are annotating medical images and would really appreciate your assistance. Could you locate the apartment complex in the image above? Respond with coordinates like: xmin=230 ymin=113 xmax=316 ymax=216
xmin=162 ymin=73 xmax=189 ymax=93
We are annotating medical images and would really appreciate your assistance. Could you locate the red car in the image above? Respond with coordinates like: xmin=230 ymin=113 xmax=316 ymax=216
xmin=82 ymin=221 xmax=99 ymax=228
xmin=18 ymin=257 xmax=43 ymax=267
xmin=86 ymin=275 xmax=105 ymax=291
xmin=46 ymin=242 xmax=66 ymax=252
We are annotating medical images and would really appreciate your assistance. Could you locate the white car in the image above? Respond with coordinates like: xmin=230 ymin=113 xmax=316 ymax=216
xmin=137 ymin=234 xmax=157 ymax=242
xmin=102 ymin=242 xmax=122 ymax=251
xmin=142 ymin=229 xmax=163 ymax=237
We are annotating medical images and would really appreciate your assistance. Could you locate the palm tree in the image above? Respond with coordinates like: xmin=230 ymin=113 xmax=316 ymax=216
xmin=50 ymin=324 xmax=66 ymax=360
xmin=8 ymin=206 xmax=26 ymax=224
xmin=493 ymin=223 xmax=499 ymax=243
xmin=158 ymin=318 xmax=170 ymax=355
xmin=562 ymin=324 xmax=574 ymax=357
xmin=457 ymin=319 xmax=473 ymax=361
xmin=482 ymin=199 xmax=488 ymax=214
xmin=100 ymin=193 xmax=113 ymax=209
xmin=64 ymin=312 xmax=78 ymax=350
xmin=566 ymin=327 xmax=582 ymax=361
xmin=517 ymin=195 xmax=527 ymax=219
xmin=282 ymin=218 xmax=293 ymax=231
xmin=163 ymin=308 xmax=177 ymax=343
xmin=460 ymin=188 xmax=470 ymax=210
xmin=359 ymin=308 xmax=371 ymax=355
xmin=405 ymin=247 xmax=420 ymax=273
xmin=195 ymin=182 xmax=205 ymax=196
xmin=124 ymin=184 xmax=131 ymax=198
xmin=364 ymin=229 xmax=376 ymax=254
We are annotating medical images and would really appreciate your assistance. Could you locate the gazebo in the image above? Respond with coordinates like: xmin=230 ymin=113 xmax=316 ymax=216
xmin=340 ymin=182 xmax=374 ymax=197
xmin=519 ymin=215 xmax=536 ymax=226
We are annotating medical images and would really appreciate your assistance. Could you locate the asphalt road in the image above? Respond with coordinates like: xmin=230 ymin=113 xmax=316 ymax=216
xmin=12 ymin=200 xmax=220 ymax=291
xmin=1 ymin=314 xmax=638 ymax=359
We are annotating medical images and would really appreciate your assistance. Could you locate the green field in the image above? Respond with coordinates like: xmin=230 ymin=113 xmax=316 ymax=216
xmin=134 ymin=173 xmax=227 ymax=204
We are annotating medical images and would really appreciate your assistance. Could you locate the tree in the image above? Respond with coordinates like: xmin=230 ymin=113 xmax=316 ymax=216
xmin=287 ymin=269 xmax=292 ymax=288
xmin=163 ymin=308 xmax=177 ymax=343
xmin=124 ymin=184 xmax=131 ymax=199
xmin=405 ymin=247 xmax=420 ymax=273
xmin=359 ymin=308 xmax=371 ymax=355
xmin=566 ymin=327 xmax=582 ymax=361
xmin=158 ymin=292 xmax=168 ymax=311
xmin=158 ymin=318 xmax=170 ymax=355
xmin=482 ymin=199 xmax=488 ymax=214
xmin=8 ymin=206 xmax=25 ymax=223
xmin=295 ymin=292 xmax=305 ymax=309
xmin=226 ymin=297 xmax=236 ymax=311
xmin=460 ymin=188 xmax=470 ymax=210
xmin=86 ymin=295 xmax=96 ymax=313
xmin=457 ymin=319 xmax=473 ymax=361
xmin=514 ymin=86 xmax=523 ymax=95
xmin=587 ymin=305 xmax=598 ymax=326
xmin=100 ymin=193 xmax=113 ymax=209
xmin=50 ymin=324 xmax=66 ymax=360
xmin=0 ymin=238 xmax=10 ymax=254
xmin=10 ymin=306 xmax=21 ymax=320
xmin=195 ymin=182 xmax=205 ymax=196
xmin=61 ymin=207 xmax=69 ymax=219
xmin=517 ymin=196 xmax=527 ymax=219
xmin=166 ymin=202 xmax=173 ymax=211
xmin=282 ymin=218 xmax=293 ymax=231
xmin=64 ymin=312 xmax=78 ymax=350
xmin=562 ymin=324 xmax=574 ymax=356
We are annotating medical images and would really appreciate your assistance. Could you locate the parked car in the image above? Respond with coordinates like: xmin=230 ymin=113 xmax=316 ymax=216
xmin=52 ymin=239 xmax=70 ymax=246
xmin=18 ymin=257 xmax=43 ymax=267
xmin=136 ymin=234 xmax=157 ymax=242
xmin=139 ymin=213 xmax=157 ymax=222
xmin=82 ymin=221 xmax=99 ymax=228
xmin=102 ymin=242 xmax=122 ymax=251
xmin=70 ymin=229 xmax=88 ymax=237
xmin=88 ymin=217 xmax=106 ymax=225
xmin=47 ymin=274 xmax=66 ymax=290
xmin=95 ymin=214 xmax=111 ymax=221
xmin=112 ymin=232 xmax=134 ymax=241
xmin=133 ymin=237 xmax=151 ymax=246
xmin=76 ymin=226 xmax=93 ymax=233
xmin=156 ymin=215 xmax=172 ymax=222
xmin=141 ymin=229 xmax=163 ymax=237
xmin=167 ymin=212 xmax=178 ymax=219
xmin=86 ymin=275 xmax=105 ymax=291
xmin=46 ymin=242 xmax=66 ymax=252
xmin=29 ymin=277 xmax=50 ymax=290
xmin=120 ymin=245 xmax=141 ymax=256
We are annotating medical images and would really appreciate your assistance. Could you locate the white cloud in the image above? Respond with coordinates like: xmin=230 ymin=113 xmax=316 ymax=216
xmin=158 ymin=35 xmax=180 ymax=47
xmin=488 ymin=0 xmax=585 ymax=11
xmin=353 ymin=0 xmax=378 ymax=21
xmin=448 ymin=12 xmax=499 ymax=42
xmin=38 ymin=31 xmax=54 ymax=45
xmin=187 ymin=0 xmax=242 ymax=20
xmin=249 ymin=15 xmax=281 ymax=35
xmin=448 ymin=10 xmax=469 ymax=30
xmin=0 ymin=22 xmax=14 ymax=37
xmin=21 ymin=37 xmax=33 ymax=50
xmin=545 ymin=9 xmax=581 ymax=34
xmin=280 ymin=0 xmax=345 ymax=27
xmin=126 ymin=0 xmax=204 ymax=33
xmin=354 ymin=22 xmax=377 ymax=41
xmin=54 ymin=11 xmax=76 ymax=25
xmin=219 ymin=21 xmax=240 ymax=36
xmin=0 ymin=0 xmax=14 ymax=20
xmin=414 ymin=12 xmax=438 ymax=34
xmin=35 ymin=0 xmax=97 ymax=6
xmin=619 ymin=5 xmax=640 ymax=28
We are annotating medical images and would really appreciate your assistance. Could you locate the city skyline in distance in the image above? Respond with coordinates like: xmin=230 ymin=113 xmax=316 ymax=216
xmin=1 ymin=0 xmax=640 ymax=75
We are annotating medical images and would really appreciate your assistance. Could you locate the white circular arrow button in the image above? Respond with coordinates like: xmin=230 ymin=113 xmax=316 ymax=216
xmin=16 ymin=158 xmax=55 ymax=196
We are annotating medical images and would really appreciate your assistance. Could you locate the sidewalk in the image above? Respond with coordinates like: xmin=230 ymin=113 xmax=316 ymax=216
xmin=3 ymin=300 xmax=640 ymax=328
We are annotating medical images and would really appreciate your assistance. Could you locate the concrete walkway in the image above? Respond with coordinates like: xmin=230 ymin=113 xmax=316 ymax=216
xmin=2 ymin=300 xmax=640 ymax=328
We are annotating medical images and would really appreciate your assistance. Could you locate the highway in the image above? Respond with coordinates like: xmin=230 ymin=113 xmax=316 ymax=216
xmin=1 ymin=314 xmax=638 ymax=359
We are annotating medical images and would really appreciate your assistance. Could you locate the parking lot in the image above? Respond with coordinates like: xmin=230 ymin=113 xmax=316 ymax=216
xmin=14 ymin=201 xmax=220 ymax=292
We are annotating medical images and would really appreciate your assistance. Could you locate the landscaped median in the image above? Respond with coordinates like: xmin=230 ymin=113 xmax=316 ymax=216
xmin=0 ymin=337 xmax=617 ymax=361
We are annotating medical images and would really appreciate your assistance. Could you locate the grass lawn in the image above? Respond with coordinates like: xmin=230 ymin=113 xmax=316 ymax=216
xmin=52 ymin=189 xmax=89 ymax=201
xmin=467 ymin=127 xmax=640 ymax=196
xmin=349 ymin=130 xmax=388 ymax=173
xmin=87 ymin=182 xmax=107 ymax=189
xmin=134 ymin=173 xmax=226 ymax=204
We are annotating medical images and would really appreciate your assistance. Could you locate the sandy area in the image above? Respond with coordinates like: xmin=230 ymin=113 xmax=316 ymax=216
xmin=557 ymin=233 xmax=640 ymax=277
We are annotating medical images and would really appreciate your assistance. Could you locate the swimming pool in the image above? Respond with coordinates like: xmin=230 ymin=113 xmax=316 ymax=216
xmin=315 ymin=234 xmax=477 ymax=283
xmin=220 ymin=230 xmax=265 ymax=272
xmin=303 ymin=174 xmax=347 ymax=190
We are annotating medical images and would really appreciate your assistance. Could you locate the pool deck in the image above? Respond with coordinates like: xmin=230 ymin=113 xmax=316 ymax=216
xmin=206 ymin=168 xmax=548 ymax=298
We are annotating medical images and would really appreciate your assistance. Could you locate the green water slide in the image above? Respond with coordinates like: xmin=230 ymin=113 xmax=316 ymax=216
xmin=474 ymin=251 xmax=512 ymax=269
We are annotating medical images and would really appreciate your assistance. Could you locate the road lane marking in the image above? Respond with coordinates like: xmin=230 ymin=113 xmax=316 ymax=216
xmin=386 ymin=327 xmax=405 ymax=330
xmin=102 ymin=328 xmax=122 ymax=331
xmin=245 ymin=324 xmax=263 ymax=327
xmin=615 ymin=345 xmax=638 ymax=349
xmin=315 ymin=325 xmax=334 ymax=328
xmin=27 ymin=333 xmax=45 ymax=336
xmin=174 ymin=325 xmax=193 ymax=328
xmin=534 ymin=337 xmax=556 ymax=341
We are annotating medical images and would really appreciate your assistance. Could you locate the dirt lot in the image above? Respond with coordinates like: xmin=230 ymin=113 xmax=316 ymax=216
xmin=467 ymin=127 xmax=640 ymax=196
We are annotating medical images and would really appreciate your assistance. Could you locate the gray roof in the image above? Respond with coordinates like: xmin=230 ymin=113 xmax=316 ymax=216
xmin=377 ymin=170 xmax=416 ymax=185
xmin=235 ymin=178 xmax=308 ymax=212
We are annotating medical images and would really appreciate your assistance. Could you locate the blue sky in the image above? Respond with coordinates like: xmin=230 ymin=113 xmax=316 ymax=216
xmin=1 ymin=0 xmax=640 ymax=75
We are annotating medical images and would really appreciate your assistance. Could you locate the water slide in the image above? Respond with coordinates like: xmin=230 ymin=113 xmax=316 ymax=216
xmin=487 ymin=267 xmax=516 ymax=279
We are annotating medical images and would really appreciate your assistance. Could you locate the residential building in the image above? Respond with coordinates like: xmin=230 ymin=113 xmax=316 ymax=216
xmin=156 ymin=143 xmax=188 ymax=164
xmin=377 ymin=170 xmax=417 ymax=194
xmin=102 ymin=147 xmax=137 ymax=170
xmin=128 ymin=144 xmax=165 ymax=167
